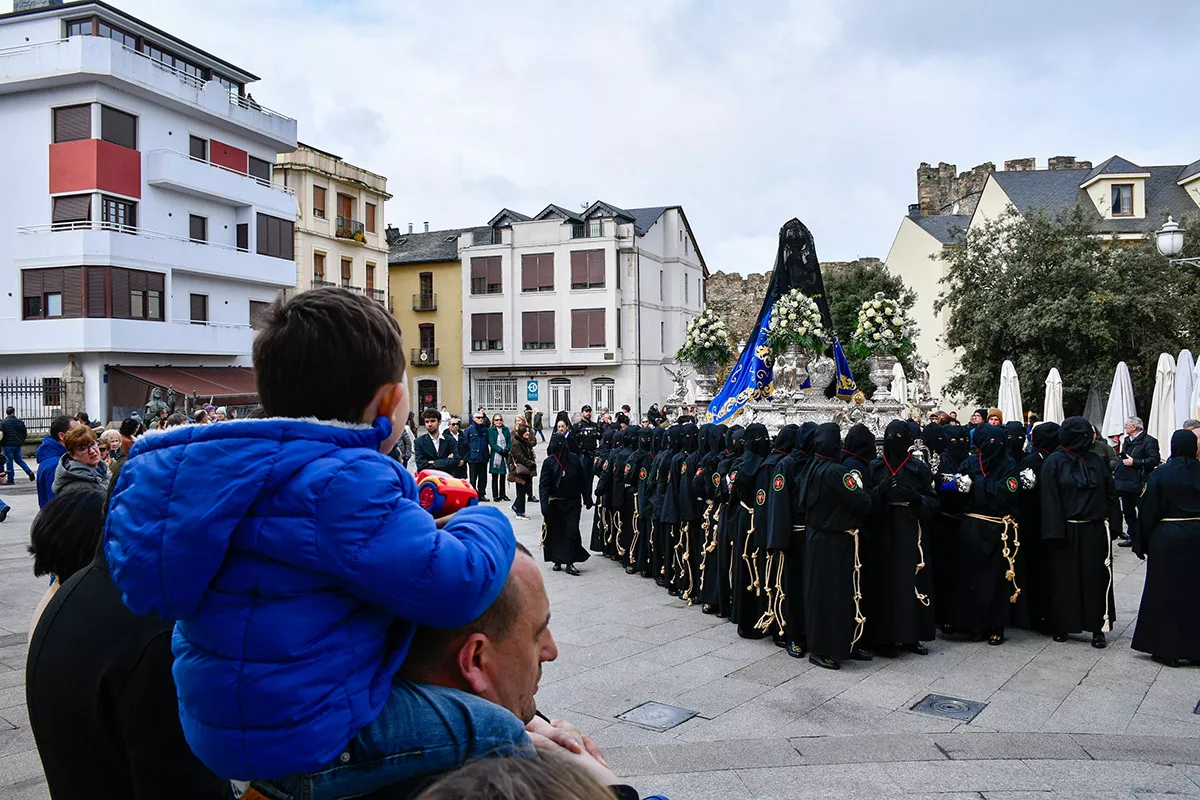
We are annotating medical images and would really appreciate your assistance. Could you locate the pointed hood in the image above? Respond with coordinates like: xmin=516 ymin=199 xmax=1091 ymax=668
xmin=726 ymin=425 xmax=745 ymax=456
xmin=797 ymin=421 xmax=818 ymax=458
xmin=843 ymin=424 xmax=875 ymax=464
xmin=1031 ymin=422 xmax=1060 ymax=453
xmin=812 ymin=422 xmax=842 ymax=461
xmin=773 ymin=424 xmax=799 ymax=454
xmin=972 ymin=423 xmax=1008 ymax=473
xmin=1171 ymin=428 xmax=1198 ymax=460
xmin=922 ymin=423 xmax=947 ymax=457
xmin=944 ymin=424 xmax=970 ymax=465
xmin=883 ymin=419 xmax=912 ymax=466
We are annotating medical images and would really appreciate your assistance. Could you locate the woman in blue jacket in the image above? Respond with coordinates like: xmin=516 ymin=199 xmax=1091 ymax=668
xmin=488 ymin=414 xmax=512 ymax=503
xmin=466 ymin=411 xmax=492 ymax=500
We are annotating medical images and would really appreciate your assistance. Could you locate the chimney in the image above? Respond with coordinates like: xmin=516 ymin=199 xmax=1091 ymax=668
xmin=1048 ymin=155 xmax=1092 ymax=171
xmin=407 ymin=223 xmax=413 ymax=234
xmin=1004 ymin=158 xmax=1036 ymax=172
xmin=423 ymin=222 xmax=429 ymax=233
xmin=908 ymin=203 xmax=922 ymax=217
xmin=916 ymin=162 xmax=957 ymax=216
xmin=15 ymin=0 xmax=64 ymax=9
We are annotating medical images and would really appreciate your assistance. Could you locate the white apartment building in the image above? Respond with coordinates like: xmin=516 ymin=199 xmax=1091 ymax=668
xmin=461 ymin=201 xmax=708 ymax=418
xmin=273 ymin=143 xmax=390 ymax=305
xmin=0 ymin=0 xmax=298 ymax=422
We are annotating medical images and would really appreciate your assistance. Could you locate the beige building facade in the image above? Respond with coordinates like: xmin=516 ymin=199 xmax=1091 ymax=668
xmin=273 ymin=143 xmax=391 ymax=305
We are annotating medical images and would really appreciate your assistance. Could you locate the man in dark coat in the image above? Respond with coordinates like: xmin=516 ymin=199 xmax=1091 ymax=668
xmin=946 ymin=423 xmax=1020 ymax=646
xmin=801 ymin=423 xmax=874 ymax=669
xmin=1014 ymin=421 xmax=1060 ymax=631
xmin=539 ymin=433 xmax=590 ymax=574
xmin=649 ymin=426 xmax=677 ymax=586
xmin=1131 ymin=429 xmax=1200 ymax=666
xmin=414 ymin=409 xmax=464 ymax=473
xmin=570 ymin=404 xmax=602 ymax=494
xmin=2 ymin=406 xmax=35 ymax=484
xmin=1041 ymin=417 xmax=1123 ymax=648
xmin=867 ymin=420 xmax=938 ymax=657
xmin=464 ymin=412 xmax=492 ymax=500
xmin=441 ymin=416 xmax=469 ymax=479
xmin=663 ymin=426 xmax=690 ymax=596
xmin=1113 ymin=416 xmax=1160 ymax=547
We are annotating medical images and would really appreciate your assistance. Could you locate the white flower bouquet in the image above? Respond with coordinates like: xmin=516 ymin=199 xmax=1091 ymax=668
xmin=675 ymin=309 xmax=733 ymax=371
xmin=766 ymin=288 xmax=826 ymax=356
xmin=850 ymin=292 xmax=916 ymax=358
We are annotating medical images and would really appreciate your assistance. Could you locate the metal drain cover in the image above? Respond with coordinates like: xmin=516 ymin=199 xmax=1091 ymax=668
xmin=616 ymin=701 xmax=698 ymax=731
xmin=911 ymin=694 xmax=987 ymax=722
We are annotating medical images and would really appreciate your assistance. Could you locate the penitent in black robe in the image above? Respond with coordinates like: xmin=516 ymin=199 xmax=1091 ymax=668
xmin=803 ymin=424 xmax=874 ymax=661
xmin=696 ymin=425 xmax=728 ymax=608
xmin=766 ymin=426 xmax=805 ymax=643
xmin=711 ymin=427 xmax=745 ymax=619
xmin=589 ymin=431 xmax=614 ymax=553
xmin=1014 ymin=422 xmax=1060 ymax=631
xmin=540 ymin=434 xmax=591 ymax=566
xmin=1040 ymin=417 xmax=1121 ymax=635
xmin=732 ymin=424 xmax=771 ymax=638
xmin=931 ymin=428 xmax=970 ymax=627
xmin=1131 ymin=430 xmax=1200 ymax=662
xmin=648 ymin=428 xmax=674 ymax=584
xmin=867 ymin=420 xmax=938 ymax=646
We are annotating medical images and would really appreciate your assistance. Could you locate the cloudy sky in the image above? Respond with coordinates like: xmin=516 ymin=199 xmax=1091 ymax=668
xmin=11 ymin=0 xmax=1199 ymax=273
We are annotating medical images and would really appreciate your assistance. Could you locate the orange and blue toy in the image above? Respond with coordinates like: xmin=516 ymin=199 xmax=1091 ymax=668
xmin=415 ymin=469 xmax=480 ymax=518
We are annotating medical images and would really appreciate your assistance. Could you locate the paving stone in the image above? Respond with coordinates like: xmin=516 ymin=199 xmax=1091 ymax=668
xmin=727 ymin=650 xmax=814 ymax=687
xmin=637 ymin=634 xmax=728 ymax=666
xmin=0 ymin=751 xmax=46 ymax=785
xmin=793 ymin=696 xmax=892 ymax=735
xmin=1125 ymin=712 xmax=1200 ymax=739
xmin=1023 ymin=758 xmax=1200 ymax=793
xmin=1072 ymin=733 xmax=1200 ymax=765
xmin=673 ymin=701 xmax=799 ymax=743
xmin=932 ymin=731 xmax=1089 ymax=761
xmin=835 ymin=667 xmax=937 ymax=710
xmin=623 ymin=737 xmax=807 ymax=774
xmin=788 ymin=732 xmax=945 ymax=764
xmin=870 ymin=709 xmax=963 ymax=734
xmin=706 ymin=638 xmax=779 ymax=668
xmin=671 ymin=676 xmax=773 ymax=719
xmin=627 ymin=768 xmax=752 ymax=800
xmin=965 ymin=689 xmax=1063 ymax=733
xmin=1001 ymin=662 xmax=1086 ymax=700
xmin=881 ymin=758 xmax=1050 ymax=792
xmin=1040 ymin=685 xmax=1143 ymax=734
xmin=735 ymin=762 xmax=901 ymax=799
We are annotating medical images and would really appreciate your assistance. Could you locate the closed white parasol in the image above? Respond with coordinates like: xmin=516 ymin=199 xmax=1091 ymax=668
xmin=1175 ymin=350 xmax=1195 ymax=428
xmin=997 ymin=360 xmax=1023 ymax=424
xmin=1101 ymin=361 xmax=1137 ymax=443
xmin=1146 ymin=353 xmax=1175 ymax=457
xmin=1042 ymin=368 xmax=1065 ymax=424
xmin=891 ymin=362 xmax=908 ymax=404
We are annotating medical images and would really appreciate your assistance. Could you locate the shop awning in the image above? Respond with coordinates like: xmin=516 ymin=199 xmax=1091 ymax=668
xmin=108 ymin=366 xmax=259 ymax=406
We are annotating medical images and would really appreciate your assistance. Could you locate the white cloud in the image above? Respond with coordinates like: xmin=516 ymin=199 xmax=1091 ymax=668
xmin=7 ymin=0 xmax=1199 ymax=274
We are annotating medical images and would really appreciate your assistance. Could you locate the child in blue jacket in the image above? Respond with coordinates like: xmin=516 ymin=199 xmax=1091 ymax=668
xmin=104 ymin=289 xmax=525 ymax=798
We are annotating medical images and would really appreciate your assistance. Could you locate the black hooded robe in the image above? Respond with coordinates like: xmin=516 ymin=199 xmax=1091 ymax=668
xmin=677 ymin=424 xmax=705 ymax=603
xmin=696 ymin=425 xmax=728 ymax=608
xmin=733 ymin=424 xmax=772 ymax=638
xmin=589 ymin=431 xmax=614 ymax=553
xmin=1131 ymin=430 xmax=1200 ymax=662
xmin=662 ymin=429 xmax=687 ymax=594
xmin=867 ymin=421 xmax=938 ymax=647
xmin=626 ymin=429 xmax=656 ymax=575
xmin=1014 ymin=422 xmax=1060 ymax=631
xmin=764 ymin=425 xmax=802 ymax=642
xmin=947 ymin=424 xmax=1020 ymax=636
xmin=932 ymin=426 xmax=971 ymax=627
xmin=711 ymin=427 xmax=744 ymax=619
xmin=540 ymin=434 xmax=591 ymax=566
xmin=648 ymin=427 xmax=673 ymax=584
xmin=803 ymin=423 xmax=874 ymax=661
xmin=1041 ymin=417 xmax=1121 ymax=636
xmin=842 ymin=424 xmax=880 ymax=645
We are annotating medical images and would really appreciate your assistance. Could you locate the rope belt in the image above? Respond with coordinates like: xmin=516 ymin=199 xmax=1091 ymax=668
xmin=1160 ymin=517 xmax=1200 ymax=522
xmin=628 ymin=495 xmax=641 ymax=568
xmin=847 ymin=528 xmax=866 ymax=650
xmin=614 ymin=509 xmax=626 ymax=558
xmin=966 ymin=513 xmax=1021 ymax=603
xmin=1067 ymin=519 xmax=1114 ymax=632
xmin=936 ymin=510 xmax=964 ymax=520
xmin=888 ymin=502 xmax=930 ymax=606
xmin=702 ymin=501 xmax=718 ymax=555
xmin=754 ymin=552 xmax=778 ymax=632
xmin=540 ymin=519 xmax=548 ymax=549
xmin=681 ymin=517 xmax=695 ymax=605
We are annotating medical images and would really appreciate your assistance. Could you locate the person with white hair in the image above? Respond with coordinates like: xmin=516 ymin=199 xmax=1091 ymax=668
xmin=1114 ymin=416 xmax=1160 ymax=548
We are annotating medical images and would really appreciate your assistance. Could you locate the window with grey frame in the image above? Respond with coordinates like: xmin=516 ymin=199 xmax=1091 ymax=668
xmin=522 ymin=311 xmax=555 ymax=350
xmin=471 ymin=313 xmax=504 ymax=351
xmin=101 ymin=195 xmax=136 ymax=231
xmin=189 ymin=214 xmax=207 ymax=243
xmin=189 ymin=293 xmax=208 ymax=324
xmin=1111 ymin=184 xmax=1134 ymax=217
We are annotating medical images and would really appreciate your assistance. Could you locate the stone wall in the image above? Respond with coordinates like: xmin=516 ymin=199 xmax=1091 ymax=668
xmin=917 ymin=161 xmax=996 ymax=216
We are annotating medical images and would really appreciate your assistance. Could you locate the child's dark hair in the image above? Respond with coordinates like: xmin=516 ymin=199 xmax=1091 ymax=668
xmin=254 ymin=288 xmax=406 ymax=423
xmin=29 ymin=490 xmax=105 ymax=582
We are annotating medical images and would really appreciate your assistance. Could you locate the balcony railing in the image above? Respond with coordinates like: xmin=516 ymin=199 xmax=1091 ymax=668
xmin=17 ymin=221 xmax=250 ymax=252
xmin=412 ymin=293 xmax=438 ymax=311
xmin=411 ymin=347 xmax=439 ymax=366
xmin=150 ymin=149 xmax=294 ymax=193
xmin=336 ymin=217 xmax=366 ymax=240
xmin=312 ymin=279 xmax=336 ymax=288
xmin=368 ymin=288 xmax=386 ymax=304
xmin=340 ymin=282 xmax=363 ymax=294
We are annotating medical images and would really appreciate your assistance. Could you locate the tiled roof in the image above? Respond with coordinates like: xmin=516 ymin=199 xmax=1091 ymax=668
xmin=388 ymin=227 xmax=489 ymax=265
xmin=911 ymin=214 xmax=970 ymax=245
xmin=1081 ymin=155 xmax=1147 ymax=185
xmin=1179 ymin=159 xmax=1200 ymax=184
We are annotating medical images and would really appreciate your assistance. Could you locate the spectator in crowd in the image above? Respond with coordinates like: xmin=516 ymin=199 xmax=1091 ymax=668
xmin=104 ymin=288 xmax=517 ymax=797
xmin=987 ymin=408 xmax=1003 ymax=426
xmin=74 ymin=412 xmax=100 ymax=431
xmin=392 ymin=419 xmax=415 ymax=470
xmin=98 ymin=430 xmax=121 ymax=466
xmin=532 ymin=407 xmax=545 ymax=442
xmin=414 ymin=751 xmax=620 ymax=800
xmin=1182 ymin=419 xmax=1200 ymax=431
xmin=36 ymin=415 xmax=80 ymax=508
xmin=193 ymin=409 xmax=209 ymax=425
xmin=213 ymin=407 xmax=228 ymax=422
xmin=407 ymin=410 xmax=420 ymax=438
xmin=509 ymin=425 xmax=537 ymax=520
xmin=524 ymin=404 xmax=534 ymax=430
xmin=466 ymin=411 xmax=491 ymax=500
xmin=2 ymin=406 xmax=36 ymax=484
xmin=27 ymin=490 xmax=105 ymax=642
xmin=1115 ymin=416 xmax=1159 ymax=547
xmin=27 ymin=488 xmax=233 ymax=799
xmin=443 ymin=417 xmax=469 ymax=479
xmin=1090 ymin=424 xmax=1119 ymax=475
xmin=52 ymin=426 xmax=110 ymax=497
xmin=555 ymin=417 xmax=570 ymax=435
xmin=489 ymin=413 xmax=513 ymax=503
xmin=416 ymin=408 xmax=465 ymax=474
xmin=165 ymin=413 xmax=188 ymax=428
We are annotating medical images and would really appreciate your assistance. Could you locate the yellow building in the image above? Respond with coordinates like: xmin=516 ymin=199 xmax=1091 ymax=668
xmin=387 ymin=225 xmax=487 ymax=416
xmin=273 ymin=143 xmax=391 ymax=304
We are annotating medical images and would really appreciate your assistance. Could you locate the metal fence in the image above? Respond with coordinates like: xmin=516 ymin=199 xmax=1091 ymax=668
xmin=0 ymin=376 xmax=63 ymax=434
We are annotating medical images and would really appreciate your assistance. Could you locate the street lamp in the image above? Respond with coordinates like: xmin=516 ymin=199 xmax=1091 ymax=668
xmin=1155 ymin=216 xmax=1198 ymax=267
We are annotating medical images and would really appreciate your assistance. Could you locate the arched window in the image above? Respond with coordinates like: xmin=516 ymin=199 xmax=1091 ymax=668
xmin=591 ymin=378 xmax=615 ymax=413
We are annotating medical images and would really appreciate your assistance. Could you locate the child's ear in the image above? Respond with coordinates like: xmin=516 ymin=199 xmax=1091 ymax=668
xmin=377 ymin=382 xmax=407 ymax=420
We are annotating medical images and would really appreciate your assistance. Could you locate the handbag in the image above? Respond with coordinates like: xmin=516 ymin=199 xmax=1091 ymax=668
xmin=507 ymin=457 xmax=531 ymax=484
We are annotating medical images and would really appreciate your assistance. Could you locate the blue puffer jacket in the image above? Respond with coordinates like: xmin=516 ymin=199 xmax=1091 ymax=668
xmin=104 ymin=416 xmax=516 ymax=781
xmin=35 ymin=435 xmax=65 ymax=508
xmin=465 ymin=421 xmax=490 ymax=463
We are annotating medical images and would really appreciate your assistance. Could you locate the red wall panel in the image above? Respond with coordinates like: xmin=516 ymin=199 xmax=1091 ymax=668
xmin=210 ymin=139 xmax=248 ymax=174
xmin=49 ymin=139 xmax=141 ymax=199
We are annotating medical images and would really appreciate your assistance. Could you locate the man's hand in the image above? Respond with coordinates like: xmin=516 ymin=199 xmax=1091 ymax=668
xmin=1122 ymin=456 xmax=1134 ymax=467
xmin=525 ymin=717 xmax=607 ymax=766
xmin=527 ymin=730 xmax=618 ymax=787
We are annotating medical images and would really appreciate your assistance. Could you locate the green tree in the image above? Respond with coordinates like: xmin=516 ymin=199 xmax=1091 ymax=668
xmin=823 ymin=259 xmax=917 ymax=393
xmin=933 ymin=206 xmax=1200 ymax=414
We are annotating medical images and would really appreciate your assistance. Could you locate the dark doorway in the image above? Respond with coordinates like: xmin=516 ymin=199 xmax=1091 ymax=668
xmin=417 ymin=379 xmax=438 ymax=414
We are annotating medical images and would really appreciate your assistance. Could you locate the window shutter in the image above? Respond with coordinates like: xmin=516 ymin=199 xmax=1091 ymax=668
xmin=570 ymin=251 xmax=586 ymax=287
xmin=148 ymin=270 xmax=165 ymax=292
xmin=281 ymin=219 xmax=294 ymax=260
xmin=588 ymin=251 xmax=605 ymax=287
xmin=313 ymin=252 xmax=325 ymax=280
xmin=366 ymin=264 xmax=375 ymax=291
xmin=237 ymin=223 xmax=249 ymax=251
xmin=86 ymin=267 xmax=107 ymax=317
xmin=542 ymin=311 xmax=555 ymax=346
xmin=23 ymin=269 xmax=44 ymax=298
xmin=100 ymin=105 xmax=137 ymax=149
xmin=62 ymin=267 xmax=84 ymax=318
xmin=189 ymin=215 xmax=206 ymax=241
xmin=470 ymin=258 xmax=487 ymax=281
xmin=571 ymin=310 xmax=586 ymax=348
xmin=486 ymin=257 xmax=501 ymax=287
xmin=43 ymin=268 xmax=63 ymax=293
xmin=487 ymin=313 xmax=502 ymax=343
xmin=341 ymin=258 xmax=352 ymax=283
xmin=540 ymin=254 xmax=554 ymax=290
xmin=190 ymin=294 xmax=206 ymax=321
xmin=110 ymin=268 xmax=130 ymax=318
xmin=314 ymin=186 xmax=326 ymax=213
xmin=366 ymin=203 xmax=376 ymax=233
xmin=471 ymin=314 xmax=485 ymax=342
xmin=248 ymin=156 xmax=271 ymax=183
xmin=591 ymin=309 xmax=606 ymax=347
xmin=53 ymin=105 xmax=91 ymax=143
xmin=189 ymin=136 xmax=207 ymax=160
xmin=419 ymin=324 xmax=435 ymax=350
xmin=521 ymin=255 xmax=537 ymax=292
xmin=522 ymin=312 xmax=536 ymax=344
xmin=52 ymin=195 xmax=91 ymax=224
xmin=256 ymin=213 xmax=268 ymax=256
xmin=128 ymin=270 xmax=146 ymax=292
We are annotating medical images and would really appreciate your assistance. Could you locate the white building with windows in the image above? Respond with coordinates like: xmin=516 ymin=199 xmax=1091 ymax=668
xmin=461 ymin=201 xmax=708 ymax=418
xmin=0 ymin=0 xmax=298 ymax=422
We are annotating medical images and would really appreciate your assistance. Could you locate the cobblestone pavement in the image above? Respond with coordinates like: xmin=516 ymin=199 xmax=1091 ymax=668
xmin=1 ymin=464 xmax=1198 ymax=799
